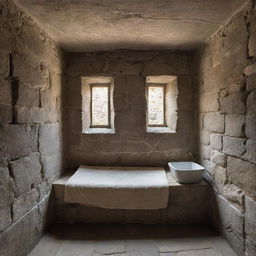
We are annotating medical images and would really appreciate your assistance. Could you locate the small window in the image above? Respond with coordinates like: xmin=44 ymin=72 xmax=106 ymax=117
xmin=81 ymin=76 xmax=115 ymax=134
xmin=146 ymin=76 xmax=178 ymax=133
xmin=90 ymin=84 xmax=110 ymax=127
xmin=147 ymin=84 xmax=166 ymax=126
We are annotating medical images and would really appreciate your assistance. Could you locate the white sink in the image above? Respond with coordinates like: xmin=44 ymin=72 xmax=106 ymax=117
xmin=168 ymin=162 xmax=205 ymax=184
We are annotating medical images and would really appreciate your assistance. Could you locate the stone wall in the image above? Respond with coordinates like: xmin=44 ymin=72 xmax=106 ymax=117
xmin=198 ymin=1 xmax=256 ymax=255
xmin=65 ymin=50 xmax=196 ymax=170
xmin=0 ymin=1 xmax=63 ymax=255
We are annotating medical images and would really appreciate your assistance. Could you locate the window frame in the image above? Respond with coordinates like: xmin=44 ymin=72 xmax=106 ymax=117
xmin=146 ymin=83 xmax=167 ymax=127
xmin=90 ymin=83 xmax=111 ymax=128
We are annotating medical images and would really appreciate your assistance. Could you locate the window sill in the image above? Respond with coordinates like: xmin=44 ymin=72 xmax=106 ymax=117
xmin=83 ymin=128 xmax=115 ymax=134
xmin=147 ymin=127 xmax=175 ymax=134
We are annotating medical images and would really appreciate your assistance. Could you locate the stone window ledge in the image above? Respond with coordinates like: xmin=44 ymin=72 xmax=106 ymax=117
xmin=147 ymin=127 xmax=175 ymax=133
xmin=83 ymin=128 xmax=115 ymax=134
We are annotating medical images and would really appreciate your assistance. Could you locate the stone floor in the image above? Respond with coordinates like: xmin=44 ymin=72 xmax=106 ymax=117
xmin=29 ymin=224 xmax=237 ymax=256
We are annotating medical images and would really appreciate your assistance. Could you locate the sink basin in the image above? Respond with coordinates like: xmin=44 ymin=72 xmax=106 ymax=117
xmin=168 ymin=162 xmax=205 ymax=184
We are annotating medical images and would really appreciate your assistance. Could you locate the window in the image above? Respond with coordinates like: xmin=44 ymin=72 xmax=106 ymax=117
xmin=146 ymin=76 xmax=178 ymax=133
xmin=90 ymin=84 xmax=110 ymax=127
xmin=147 ymin=84 xmax=166 ymax=126
xmin=81 ymin=76 xmax=115 ymax=134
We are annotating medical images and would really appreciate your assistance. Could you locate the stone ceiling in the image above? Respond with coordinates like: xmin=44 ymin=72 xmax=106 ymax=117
xmin=14 ymin=0 xmax=249 ymax=52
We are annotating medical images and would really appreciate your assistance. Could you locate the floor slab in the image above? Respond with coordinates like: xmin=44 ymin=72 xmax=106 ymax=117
xmin=29 ymin=224 xmax=237 ymax=256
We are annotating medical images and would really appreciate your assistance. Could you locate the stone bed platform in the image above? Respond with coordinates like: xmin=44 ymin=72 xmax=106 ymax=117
xmin=53 ymin=171 xmax=210 ymax=224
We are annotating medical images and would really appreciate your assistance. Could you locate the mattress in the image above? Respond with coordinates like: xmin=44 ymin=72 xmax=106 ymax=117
xmin=64 ymin=165 xmax=169 ymax=209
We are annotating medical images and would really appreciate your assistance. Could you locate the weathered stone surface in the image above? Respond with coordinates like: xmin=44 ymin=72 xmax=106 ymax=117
xmin=12 ymin=188 xmax=39 ymax=222
xmin=213 ymin=194 xmax=244 ymax=255
xmin=227 ymin=156 xmax=256 ymax=198
xmin=41 ymin=153 xmax=62 ymax=179
xmin=0 ymin=167 xmax=15 ymax=207
xmin=210 ymin=133 xmax=222 ymax=150
xmin=211 ymin=150 xmax=226 ymax=167
xmin=9 ymin=152 xmax=42 ymax=196
xmin=0 ymin=53 xmax=10 ymax=77
xmin=249 ymin=10 xmax=256 ymax=57
xmin=200 ymin=145 xmax=210 ymax=159
xmin=225 ymin=114 xmax=244 ymax=137
xmin=200 ymin=130 xmax=210 ymax=145
xmin=244 ymin=63 xmax=256 ymax=76
xmin=220 ymin=92 xmax=246 ymax=114
xmin=199 ymin=92 xmax=219 ymax=112
xmin=0 ymin=104 xmax=12 ymax=123
xmin=223 ymin=184 xmax=244 ymax=211
xmin=17 ymin=84 xmax=40 ymax=107
xmin=0 ymin=125 xmax=38 ymax=159
xmin=213 ymin=165 xmax=227 ymax=190
xmin=16 ymin=106 xmax=59 ymax=124
xmin=245 ymin=196 xmax=256 ymax=256
xmin=223 ymin=136 xmax=246 ymax=157
xmin=246 ymin=73 xmax=256 ymax=91
xmin=244 ymin=139 xmax=256 ymax=164
xmin=0 ymin=79 xmax=12 ymax=105
xmin=203 ymin=113 xmax=224 ymax=133
xmin=245 ymin=115 xmax=256 ymax=139
xmin=0 ymin=207 xmax=39 ymax=256
xmin=0 ymin=206 xmax=12 ymax=232
xmin=247 ymin=90 xmax=256 ymax=114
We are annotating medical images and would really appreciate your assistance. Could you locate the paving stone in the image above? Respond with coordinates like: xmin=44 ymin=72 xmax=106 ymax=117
xmin=9 ymin=152 xmax=42 ymax=196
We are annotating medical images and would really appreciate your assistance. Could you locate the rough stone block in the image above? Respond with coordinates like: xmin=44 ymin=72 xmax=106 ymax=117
xmin=39 ymin=123 xmax=61 ymax=155
xmin=0 ymin=125 xmax=38 ymax=159
xmin=223 ymin=184 xmax=244 ymax=211
xmin=247 ymin=90 xmax=256 ymax=114
xmin=220 ymin=92 xmax=246 ymax=114
xmin=249 ymin=13 xmax=256 ymax=57
xmin=246 ymin=73 xmax=256 ymax=91
xmin=16 ymin=106 xmax=59 ymax=124
xmin=213 ymin=165 xmax=227 ymax=190
xmin=227 ymin=156 xmax=256 ymax=198
xmin=203 ymin=113 xmax=224 ymax=133
xmin=9 ymin=152 xmax=42 ymax=196
xmin=244 ymin=63 xmax=256 ymax=76
xmin=223 ymin=136 xmax=246 ymax=157
xmin=0 ymin=53 xmax=10 ymax=77
xmin=211 ymin=150 xmax=226 ymax=167
xmin=0 ymin=207 xmax=38 ymax=256
xmin=12 ymin=188 xmax=39 ymax=222
xmin=0 ymin=104 xmax=12 ymax=124
xmin=0 ymin=79 xmax=12 ymax=105
xmin=17 ymin=84 xmax=40 ymax=107
xmin=210 ymin=133 xmax=222 ymax=150
xmin=199 ymin=92 xmax=219 ymax=112
xmin=245 ymin=196 xmax=256 ymax=256
xmin=244 ymin=139 xmax=256 ymax=164
xmin=200 ymin=145 xmax=210 ymax=159
xmin=200 ymin=130 xmax=210 ymax=145
xmin=41 ymin=153 xmax=62 ymax=179
xmin=0 ymin=206 xmax=12 ymax=232
xmin=245 ymin=115 xmax=256 ymax=139
xmin=214 ymin=195 xmax=244 ymax=254
xmin=0 ymin=167 xmax=15 ymax=207
xmin=225 ymin=114 xmax=244 ymax=137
